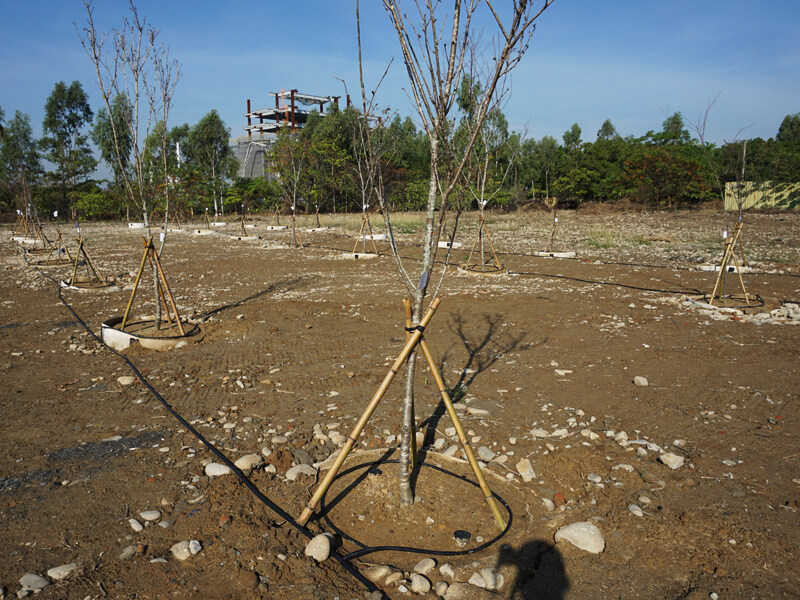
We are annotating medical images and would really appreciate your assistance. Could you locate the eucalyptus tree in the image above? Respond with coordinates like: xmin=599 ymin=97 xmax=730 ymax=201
xmin=0 ymin=111 xmax=43 ymax=211
xmin=184 ymin=110 xmax=236 ymax=216
xmin=41 ymin=80 xmax=96 ymax=216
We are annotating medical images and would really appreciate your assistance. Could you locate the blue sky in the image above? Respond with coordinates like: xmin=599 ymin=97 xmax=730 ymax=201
xmin=1 ymin=0 xmax=798 ymax=173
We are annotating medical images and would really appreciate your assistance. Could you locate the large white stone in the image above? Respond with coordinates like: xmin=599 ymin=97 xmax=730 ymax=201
xmin=480 ymin=567 xmax=504 ymax=591
xmin=554 ymin=521 xmax=605 ymax=554
xmin=633 ymin=376 xmax=649 ymax=387
xmin=139 ymin=510 xmax=161 ymax=522
xmin=414 ymin=557 xmax=436 ymax=574
xmin=170 ymin=541 xmax=193 ymax=561
xmin=516 ymin=458 xmax=536 ymax=482
xmin=286 ymin=464 xmax=316 ymax=481
xmin=304 ymin=533 xmax=332 ymax=561
xmin=234 ymin=454 xmax=264 ymax=474
xmin=205 ymin=462 xmax=232 ymax=477
xmin=477 ymin=446 xmax=496 ymax=461
xmin=659 ymin=452 xmax=684 ymax=470
xmin=19 ymin=573 xmax=51 ymax=592
xmin=410 ymin=573 xmax=432 ymax=594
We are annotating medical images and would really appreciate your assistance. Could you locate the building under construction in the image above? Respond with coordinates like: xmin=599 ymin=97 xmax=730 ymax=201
xmin=231 ymin=89 xmax=349 ymax=178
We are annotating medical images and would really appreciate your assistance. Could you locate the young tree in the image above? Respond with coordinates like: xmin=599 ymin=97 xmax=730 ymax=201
xmin=0 ymin=111 xmax=43 ymax=211
xmin=77 ymin=0 xmax=181 ymax=329
xmin=269 ymin=130 xmax=311 ymax=244
xmin=41 ymin=80 xmax=97 ymax=217
xmin=377 ymin=0 xmax=555 ymax=505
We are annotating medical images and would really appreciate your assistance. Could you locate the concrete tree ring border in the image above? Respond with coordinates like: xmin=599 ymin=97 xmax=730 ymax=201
xmin=533 ymin=250 xmax=577 ymax=258
xmin=192 ymin=229 xmax=215 ymax=235
xmin=100 ymin=316 xmax=202 ymax=351
xmin=265 ymin=225 xmax=288 ymax=231
xmin=342 ymin=252 xmax=379 ymax=260
xmin=697 ymin=263 xmax=752 ymax=273
xmin=232 ymin=235 xmax=262 ymax=241
xmin=438 ymin=241 xmax=463 ymax=249
xmin=457 ymin=263 xmax=507 ymax=276
xmin=362 ymin=233 xmax=387 ymax=241
xmin=32 ymin=257 xmax=73 ymax=267
xmin=305 ymin=227 xmax=329 ymax=233
xmin=128 ymin=222 xmax=146 ymax=229
xmin=60 ymin=279 xmax=119 ymax=293
xmin=11 ymin=236 xmax=37 ymax=245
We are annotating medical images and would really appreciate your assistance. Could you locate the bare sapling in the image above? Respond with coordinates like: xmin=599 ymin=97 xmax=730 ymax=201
xmin=360 ymin=0 xmax=555 ymax=504
xmin=77 ymin=0 xmax=181 ymax=330
xmin=693 ymin=95 xmax=753 ymax=302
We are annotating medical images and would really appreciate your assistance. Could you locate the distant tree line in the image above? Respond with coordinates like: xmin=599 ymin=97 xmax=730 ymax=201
xmin=0 ymin=79 xmax=236 ymax=221
xmin=2 ymin=78 xmax=800 ymax=220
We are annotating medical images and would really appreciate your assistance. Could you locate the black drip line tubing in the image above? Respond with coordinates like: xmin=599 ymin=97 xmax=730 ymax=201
xmin=18 ymin=245 xmax=518 ymax=597
xmin=20 ymin=250 xmax=380 ymax=597
xmin=315 ymin=227 xmax=800 ymax=279
xmin=321 ymin=458 xmax=512 ymax=561
xmin=309 ymin=241 xmax=713 ymax=298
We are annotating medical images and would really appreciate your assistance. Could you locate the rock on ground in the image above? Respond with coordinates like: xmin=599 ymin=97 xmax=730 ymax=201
xmin=554 ymin=521 xmax=606 ymax=554
xmin=304 ymin=533 xmax=332 ymax=561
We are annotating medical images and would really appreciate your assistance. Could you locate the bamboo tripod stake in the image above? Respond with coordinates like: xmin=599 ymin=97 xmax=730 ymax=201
xmin=120 ymin=236 xmax=186 ymax=335
xmin=545 ymin=208 xmax=565 ymax=253
xmin=297 ymin=296 xmax=507 ymax=531
xmin=69 ymin=237 xmax=107 ymax=286
xmin=465 ymin=214 xmax=503 ymax=272
xmin=709 ymin=221 xmax=749 ymax=306
xmin=353 ymin=207 xmax=380 ymax=256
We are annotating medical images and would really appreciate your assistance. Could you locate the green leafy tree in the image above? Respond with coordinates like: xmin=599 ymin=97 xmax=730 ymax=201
xmin=91 ymin=93 xmax=133 ymax=215
xmin=41 ymin=81 xmax=96 ymax=216
xmin=0 ymin=111 xmax=43 ymax=211
xmin=596 ymin=118 xmax=618 ymax=141
xmin=184 ymin=110 xmax=237 ymax=214
xmin=621 ymin=144 xmax=710 ymax=207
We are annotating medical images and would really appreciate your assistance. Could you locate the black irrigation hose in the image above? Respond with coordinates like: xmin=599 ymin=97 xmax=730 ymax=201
xmin=308 ymin=239 xmax=780 ymax=303
xmin=19 ymin=250 xmax=382 ymax=598
xmin=313 ymin=226 xmax=800 ymax=278
xmin=321 ymin=458 xmax=512 ymax=561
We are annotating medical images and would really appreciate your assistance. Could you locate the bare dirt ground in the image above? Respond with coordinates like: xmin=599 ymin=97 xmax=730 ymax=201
xmin=1 ymin=208 xmax=798 ymax=600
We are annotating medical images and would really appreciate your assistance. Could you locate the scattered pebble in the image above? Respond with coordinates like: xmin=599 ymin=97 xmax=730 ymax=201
xmin=139 ymin=510 xmax=161 ymax=522
xmin=628 ymin=504 xmax=644 ymax=517
xmin=128 ymin=518 xmax=144 ymax=533
xmin=633 ymin=376 xmax=649 ymax=387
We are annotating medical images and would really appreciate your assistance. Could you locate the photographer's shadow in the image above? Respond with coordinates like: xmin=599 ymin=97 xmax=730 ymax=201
xmin=497 ymin=540 xmax=569 ymax=600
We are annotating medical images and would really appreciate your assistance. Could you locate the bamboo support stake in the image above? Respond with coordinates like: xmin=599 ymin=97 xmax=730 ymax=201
xmin=417 ymin=336 xmax=507 ymax=531
xmin=403 ymin=297 xmax=418 ymax=472
xmin=297 ymin=297 xmax=443 ymax=526
xmin=151 ymin=247 xmax=186 ymax=336
xmin=69 ymin=238 xmax=84 ymax=285
xmin=121 ymin=237 xmax=152 ymax=331
xmin=82 ymin=242 xmax=107 ymax=284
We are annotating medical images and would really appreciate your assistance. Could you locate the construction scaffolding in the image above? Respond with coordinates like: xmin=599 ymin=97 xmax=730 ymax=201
xmin=233 ymin=89 xmax=350 ymax=179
